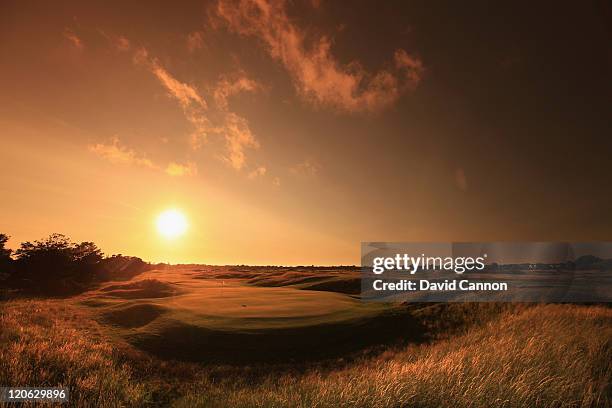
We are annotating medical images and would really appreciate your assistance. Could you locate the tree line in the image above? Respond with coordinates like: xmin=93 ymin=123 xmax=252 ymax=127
xmin=0 ymin=233 xmax=151 ymax=296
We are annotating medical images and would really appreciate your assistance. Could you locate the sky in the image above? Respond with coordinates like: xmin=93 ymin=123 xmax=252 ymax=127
xmin=0 ymin=1 xmax=610 ymax=265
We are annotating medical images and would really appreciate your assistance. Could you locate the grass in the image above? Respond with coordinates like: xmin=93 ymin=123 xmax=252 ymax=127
xmin=0 ymin=300 xmax=149 ymax=407
xmin=177 ymin=304 xmax=611 ymax=408
xmin=78 ymin=269 xmax=397 ymax=363
xmin=1 ymin=299 xmax=610 ymax=407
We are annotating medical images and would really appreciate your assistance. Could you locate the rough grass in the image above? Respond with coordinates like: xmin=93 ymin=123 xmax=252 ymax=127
xmin=99 ymin=278 xmax=179 ymax=299
xmin=0 ymin=301 xmax=610 ymax=407
xmin=102 ymin=303 xmax=168 ymax=328
xmin=176 ymin=304 xmax=612 ymax=408
xmin=0 ymin=300 xmax=150 ymax=407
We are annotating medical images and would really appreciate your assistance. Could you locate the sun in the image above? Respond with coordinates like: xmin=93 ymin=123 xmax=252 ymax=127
xmin=156 ymin=209 xmax=188 ymax=239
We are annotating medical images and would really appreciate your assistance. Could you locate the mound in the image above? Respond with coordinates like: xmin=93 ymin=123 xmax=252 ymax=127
xmin=242 ymin=268 xmax=361 ymax=295
xmin=248 ymin=273 xmax=330 ymax=287
xmin=300 ymin=277 xmax=362 ymax=295
xmin=196 ymin=272 xmax=259 ymax=280
xmin=100 ymin=279 xmax=180 ymax=299
xmin=86 ymin=268 xmax=419 ymax=363
xmin=102 ymin=303 xmax=167 ymax=328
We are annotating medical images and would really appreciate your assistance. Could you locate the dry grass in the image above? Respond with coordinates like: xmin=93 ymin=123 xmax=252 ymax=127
xmin=0 ymin=300 xmax=150 ymax=407
xmin=177 ymin=305 xmax=611 ymax=408
xmin=0 ymin=301 xmax=610 ymax=407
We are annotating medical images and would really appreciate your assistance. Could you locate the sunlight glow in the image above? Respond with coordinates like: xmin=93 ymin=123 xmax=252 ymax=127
xmin=156 ymin=209 xmax=188 ymax=239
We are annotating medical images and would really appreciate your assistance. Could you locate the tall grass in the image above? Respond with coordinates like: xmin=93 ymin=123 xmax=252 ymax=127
xmin=0 ymin=300 xmax=150 ymax=407
xmin=176 ymin=305 xmax=611 ymax=408
xmin=0 ymin=301 xmax=609 ymax=407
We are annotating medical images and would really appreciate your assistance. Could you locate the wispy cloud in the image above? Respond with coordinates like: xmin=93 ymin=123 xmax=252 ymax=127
xmin=212 ymin=74 xmax=262 ymax=170
xmin=248 ymin=165 xmax=267 ymax=179
xmin=291 ymin=159 xmax=321 ymax=177
xmin=133 ymin=47 xmax=211 ymax=150
xmin=166 ymin=161 xmax=198 ymax=176
xmin=220 ymin=112 xmax=260 ymax=170
xmin=394 ymin=49 xmax=424 ymax=88
xmin=215 ymin=0 xmax=424 ymax=114
xmin=114 ymin=36 xmax=131 ymax=52
xmin=63 ymin=28 xmax=83 ymax=50
xmin=89 ymin=137 xmax=199 ymax=177
xmin=134 ymin=47 xmax=261 ymax=171
xmin=88 ymin=137 xmax=155 ymax=169
xmin=213 ymin=73 xmax=261 ymax=110
xmin=98 ymin=30 xmax=131 ymax=52
xmin=143 ymin=53 xmax=207 ymax=108
xmin=186 ymin=31 xmax=205 ymax=52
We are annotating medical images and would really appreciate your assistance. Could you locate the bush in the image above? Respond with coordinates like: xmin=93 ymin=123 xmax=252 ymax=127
xmin=8 ymin=234 xmax=103 ymax=295
xmin=0 ymin=233 xmax=149 ymax=296
xmin=98 ymin=255 xmax=149 ymax=281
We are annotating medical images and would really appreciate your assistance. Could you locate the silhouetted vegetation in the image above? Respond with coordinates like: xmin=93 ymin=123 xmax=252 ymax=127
xmin=0 ymin=232 xmax=150 ymax=297
xmin=0 ymin=233 xmax=11 ymax=258
xmin=0 ymin=234 xmax=14 ymax=294
xmin=575 ymin=254 xmax=612 ymax=270
xmin=97 ymin=254 xmax=150 ymax=282
xmin=0 ymin=233 xmax=12 ymax=274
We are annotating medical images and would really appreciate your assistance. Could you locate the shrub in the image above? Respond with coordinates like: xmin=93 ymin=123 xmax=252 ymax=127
xmin=0 ymin=232 xmax=152 ymax=296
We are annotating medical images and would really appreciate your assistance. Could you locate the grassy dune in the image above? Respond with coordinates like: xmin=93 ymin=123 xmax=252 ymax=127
xmin=0 ymin=300 xmax=148 ymax=407
xmin=1 ymin=298 xmax=610 ymax=407
xmin=179 ymin=304 xmax=611 ymax=407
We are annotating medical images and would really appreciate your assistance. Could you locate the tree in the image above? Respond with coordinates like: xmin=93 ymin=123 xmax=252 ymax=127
xmin=13 ymin=233 xmax=104 ymax=295
xmin=0 ymin=233 xmax=10 ymax=253
xmin=0 ymin=233 xmax=13 ymax=275
xmin=98 ymin=254 xmax=147 ymax=280
xmin=0 ymin=233 xmax=11 ymax=260
xmin=5 ymin=232 xmax=149 ymax=296
xmin=73 ymin=242 xmax=104 ymax=266
xmin=15 ymin=233 xmax=74 ymax=276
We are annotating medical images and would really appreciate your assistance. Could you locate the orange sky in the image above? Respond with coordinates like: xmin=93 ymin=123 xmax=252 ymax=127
xmin=1 ymin=1 xmax=610 ymax=265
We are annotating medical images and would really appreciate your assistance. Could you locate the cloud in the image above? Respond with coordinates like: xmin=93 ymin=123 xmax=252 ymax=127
xmin=114 ymin=36 xmax=131 ymax=51
xmin=99 ymin=30 xmax=131 ymax=52
xmin=149 ymin=60 xmax=211 ymax=150
xmin=166 ymin=161 xmax=198 ymax=176
xmin=291 ymin=159 xmax=321 ymax=176
xmin=89 ymin=138 xmax=199 ymax=177
xmin=211 ymin=74 xmax=262 ymax=169
xmin=149 ymin=62 xmax=207 ymax=108
xmin=63 ymin=28 xmax=83 ymax=50
xmin=247 ymin=166 xmax=267 ymax=179
xmin=89 ymin=137 xmax=155 ymax=169
xmin=394 ymin=49 xmax=424 ymax=88
xmin=187 ymin=31 xmax=204 ymax=52
xmin=149 ymin=62 xmax=211 ymax=147
xmin=215 ymin=0 xmax=424 ymax=113
xmin=133 ymin=47 xmax=211 ymax=149
xmin=213 ymin=73 xmax=261 ymax=110
xmin=221 ymin=112 xmax=260 ymax=170
xmin=134 ymin=47 xmax=260 ymax=170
